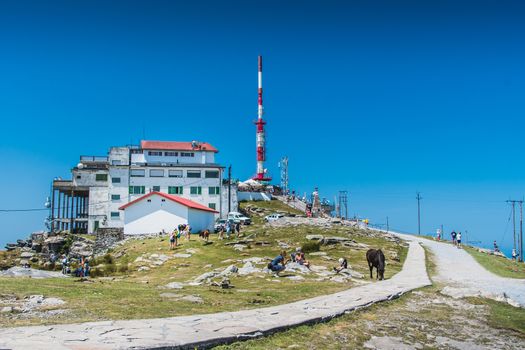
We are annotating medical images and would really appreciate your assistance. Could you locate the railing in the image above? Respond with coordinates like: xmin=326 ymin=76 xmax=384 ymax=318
xmin=80 ymin=155 xmax=109 ymax=163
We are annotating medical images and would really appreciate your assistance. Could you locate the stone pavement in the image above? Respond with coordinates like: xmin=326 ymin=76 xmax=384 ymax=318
xmin=394 ymin=232 xmax=525 ymax=308
xmin=0 ymin=241 xmax=430 ymax=350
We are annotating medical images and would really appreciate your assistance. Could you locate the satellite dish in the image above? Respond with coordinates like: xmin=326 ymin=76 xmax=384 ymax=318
xmin=77 ymin=163 xmax=85 ymax=169
xmin=44 ymin=197 xmax=51 ymax=208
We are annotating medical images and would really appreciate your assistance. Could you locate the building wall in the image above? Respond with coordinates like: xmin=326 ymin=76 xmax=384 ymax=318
xmin=187 ymin=208 xmax=216 ymax=232
xmin=121 ymin=193 xmax=214 ymax=235
xmin=87 ymin=186 xmax=109 ymax=233
xmin=220 ymin=183 xmax=239 ymax=217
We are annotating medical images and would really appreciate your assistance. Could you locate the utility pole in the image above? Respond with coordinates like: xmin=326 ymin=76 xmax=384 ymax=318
xmin=416 ymin=192 xmax=422 ymax=235
xmin=519 ymin=200 xmax=523 ymax=262
xmin=507 ymin=200 xmax=517 ymax=254
xmin=228 ymin=165 xmax=232 ymax=214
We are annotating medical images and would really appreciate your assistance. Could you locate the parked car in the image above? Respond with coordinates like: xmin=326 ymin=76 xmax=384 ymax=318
xmin=264 ymin=213 xmax=284 ymax=222
xmin=227 ymin=212 xmax=252 ymax=225
xmin=214 ymin=219 xmax=228 ymax=233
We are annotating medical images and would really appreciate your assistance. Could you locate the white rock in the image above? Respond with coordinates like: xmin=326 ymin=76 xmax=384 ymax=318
xmin=165 ymin=282 xmax=184 ymax=289
xmin=181 ymin=295 xmax=203 ymax=303
xmin=309 ymin=252 xmax=327 ymax=256
xmin=219 ymin=265 xmax=239 ymax=276
xmin=138 ymin=266 xmax=150 ymax=272
xmin=173 ymin=253 xmax=192 ymax=258
xmin=233 ymin=244 xmax=247 ymax=251
xmin=285 ymin=262 xmax=311 ymax=274
xmin=238 ymin=262 xmax=262 ymax=276
xmin=286 ymin=275 xmax=305 ymax=281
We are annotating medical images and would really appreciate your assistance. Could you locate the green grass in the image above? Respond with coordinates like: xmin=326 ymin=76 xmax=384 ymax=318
xmin=468 ymin=297 xmax=525 ymax=335
xmin=0 ymin=201 xmax=407 ymax=328
xmin=464 ymin=246 xmax=525 ymax=279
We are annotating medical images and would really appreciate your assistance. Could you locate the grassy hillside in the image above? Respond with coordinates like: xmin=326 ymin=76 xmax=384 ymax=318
xmin=0 ymin=200 xmax=407 ymax=328
xmin=464 ymin=246 xmax=525 ymax=279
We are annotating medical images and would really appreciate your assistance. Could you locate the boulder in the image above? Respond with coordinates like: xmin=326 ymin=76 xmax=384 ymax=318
xmin=233 ymin=244 xmax=247 ymax=251
xmin=181 ymin=295 xmax=204 ymax=304
xmin=164 ymin=282 xmax=184 ymax=289
xmin=68 ymin=241 xmax=93 ymax=259
xmin=321 ymin=236 xmax=352 ymax=245
xmin=238 ymin=262 xmax=262 ymax=275
xmin=173 ymin=253 xmax=192 ymax=258
xmin=284 ymin=262 xmax=311 ymax=274
xmin=305 ymin=235 xmax=324 ymax=241
xmin=219 ymin=265 xmax=239 ymax=276
xmin=20 ymin=252 xmax=34 ymax=259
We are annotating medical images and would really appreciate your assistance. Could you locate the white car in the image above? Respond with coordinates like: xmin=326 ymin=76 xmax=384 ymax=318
xmin=264 ymin=213 xmax=284 ymax=222
xmin=227 ymin=212 xmax=252 ymax=225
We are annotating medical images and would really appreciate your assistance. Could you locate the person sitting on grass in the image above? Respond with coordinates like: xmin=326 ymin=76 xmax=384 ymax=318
xmin=334 ymin=257 xmax=348 ymax=273
xmin=268 ymin=251 xmax=288 ymax=276
xmin=295 ymin=252 xmax=311 ymax=268
xmin=290 ymin=247 xmax=301 ymax=262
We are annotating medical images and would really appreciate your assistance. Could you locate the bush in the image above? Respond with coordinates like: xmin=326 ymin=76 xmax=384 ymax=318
xmin=102 ymin=253 xmax=114 ymax=264
xmin=301 ymin=241 xmax=321 ymax=253
xmin=117 ymin=264 xmax=129 ymax=273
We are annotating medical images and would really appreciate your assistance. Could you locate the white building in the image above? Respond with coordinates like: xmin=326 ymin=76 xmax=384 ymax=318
xmin=118 ymin=192 xmax=218 ymax=235
xmin=50 ymin=140 xmax=236 ymax=234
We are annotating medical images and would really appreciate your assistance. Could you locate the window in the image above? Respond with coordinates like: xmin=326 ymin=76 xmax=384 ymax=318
xmin=130 ymin=169 xmax=145 ymax=177
xmin=190 ymin=186 xmax=202 ymax=195
xmin=95 ymin=174 xmax=108 ymax=181
xmin=187 ymin=170 xmax=201 ymax=178
xmin=129 ymin=186 xmax=145 ymax=194
xmin=168 ymin=170 xmax=183 ymax=178
xmin=152 ymin=186 xmax=160 ymax=192
xmin=110 ymin=212 xmax=120 ymax=219
xmin=208 ymin=186 xmax=220 ymax=195
xmin=164 ymin=151 xmax=178 ymax=156
xmin=148 ymin=151 xmax=162 ymax=156
xmin=111 ymin=160 xmax=122 ymax=165
xmin=208 ymin=203 xmax=216 ymax=210
xmin=168 ymin=186 xmax=183 ymax=195
xmin=111 ymin=194 xmax=120 ymax=200
xmin=149 ymin=169 xmax=164 ymax=177
xmin=205 ymin=170 xmax=219 ymax=178
xmin=112 ymin=177 xmax=121 ymax=183
xmin=181 ymin=152 xmax=194 ymax=157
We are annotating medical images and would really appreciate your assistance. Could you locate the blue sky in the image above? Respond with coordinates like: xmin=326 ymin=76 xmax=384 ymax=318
xmin=1 ymin=0 xmax=524 ymax=254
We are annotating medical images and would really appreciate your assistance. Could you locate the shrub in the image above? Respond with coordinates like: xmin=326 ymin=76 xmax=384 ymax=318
xmin=102 ymin=253 xmax=114 ymax=264
xmin=118 ymin=264 xmax=129 ymax=273
xmin=301 ymin=241 xmax=321 ymax=253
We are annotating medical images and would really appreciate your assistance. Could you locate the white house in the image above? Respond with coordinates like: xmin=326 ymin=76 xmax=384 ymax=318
xmin=118 ymin=192 xmax=218 ymax=235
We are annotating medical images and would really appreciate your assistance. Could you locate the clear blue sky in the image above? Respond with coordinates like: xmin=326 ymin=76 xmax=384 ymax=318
xmin=1 ymin=0 xmax=524 ymax=255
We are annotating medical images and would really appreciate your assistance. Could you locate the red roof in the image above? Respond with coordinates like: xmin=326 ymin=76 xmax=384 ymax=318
xmin=141 ymin=140 xmax=218 ymax=153
xmin=119 ymin=192 xmax=219 ymax=213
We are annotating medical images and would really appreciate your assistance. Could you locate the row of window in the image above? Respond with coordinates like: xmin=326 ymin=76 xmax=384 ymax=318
xmin=147 ymin=151 xmax=195 ymax=157
xmin=109 ymin=200 xmax=216 ymax=219
xmin=92 ymin=169 xmax=219 ymax=183
xmin=125 ymin=186 xmax=220 ymax=195
xmin=130 ymin=169 xmax=219 ymax=178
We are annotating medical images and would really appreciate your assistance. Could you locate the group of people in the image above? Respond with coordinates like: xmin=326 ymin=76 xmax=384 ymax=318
xmin=60 ymin=255 xmax=90 ymax=277
xmin=267 ymin=248 xmax=348 ymax=276
xmin=217 ymin=220 xmax=241 ymax=240
xmin=169 ymin=224 xmax=192 ymax=249
xmin=450 ymin=231 xmax=462 ymax=248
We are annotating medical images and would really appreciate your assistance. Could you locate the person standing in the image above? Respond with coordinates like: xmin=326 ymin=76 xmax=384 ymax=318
xmin=512 ymin=248 xmax=518 ymax=260
xmin=61 ymin=255 xmax=68 ymax=275
xmin=170 ymin=229 xmax=176 ymax=249
xmin=186 ymin=225 xmax=191 ymax=241
xmin=493 ymin=240 xmax=500 ymax=253
xmin=456 ymin=232 xmax=462 ymax=248
xmin=451 ymin=231 xmax=457 ymax=245
xmin=235 ymin=222 xmax=241 ymax=238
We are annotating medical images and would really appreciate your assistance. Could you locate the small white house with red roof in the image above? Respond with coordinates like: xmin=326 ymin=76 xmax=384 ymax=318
xmin=118 ymin=192 xmax=218 ymax=235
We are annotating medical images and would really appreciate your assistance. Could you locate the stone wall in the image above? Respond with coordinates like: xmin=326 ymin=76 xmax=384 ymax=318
xmin=94 ymin=228 xmax=124 ymax=255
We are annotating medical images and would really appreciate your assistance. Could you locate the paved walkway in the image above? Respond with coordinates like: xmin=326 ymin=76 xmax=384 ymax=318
xmin=0 ymin=240 xmax=430 ymax=350
xmin=394 ymin=233 xmax=525 ymax=307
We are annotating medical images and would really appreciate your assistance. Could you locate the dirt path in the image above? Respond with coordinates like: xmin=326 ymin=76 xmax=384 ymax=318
xmin=395 ymin=232 xmax=525 ymax=307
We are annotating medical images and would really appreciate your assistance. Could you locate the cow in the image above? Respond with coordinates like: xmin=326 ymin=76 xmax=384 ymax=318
xmin=366 ymin=249 xmax=385 ymax=280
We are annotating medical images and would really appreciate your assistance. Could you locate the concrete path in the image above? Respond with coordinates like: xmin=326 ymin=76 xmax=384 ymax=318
xmin=393 ymin=232 xmax=525 ymax=308
xmin=0 ymin=240 xmax=430 ymax=350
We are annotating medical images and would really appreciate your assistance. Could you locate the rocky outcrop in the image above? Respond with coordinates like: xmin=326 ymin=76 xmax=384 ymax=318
xmin=94 ymin=228 xmax=124 ymax=255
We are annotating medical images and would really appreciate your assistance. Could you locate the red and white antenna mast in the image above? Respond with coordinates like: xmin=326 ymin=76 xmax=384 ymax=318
xmin=254 ymin=55 xmax=271 ymax=182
